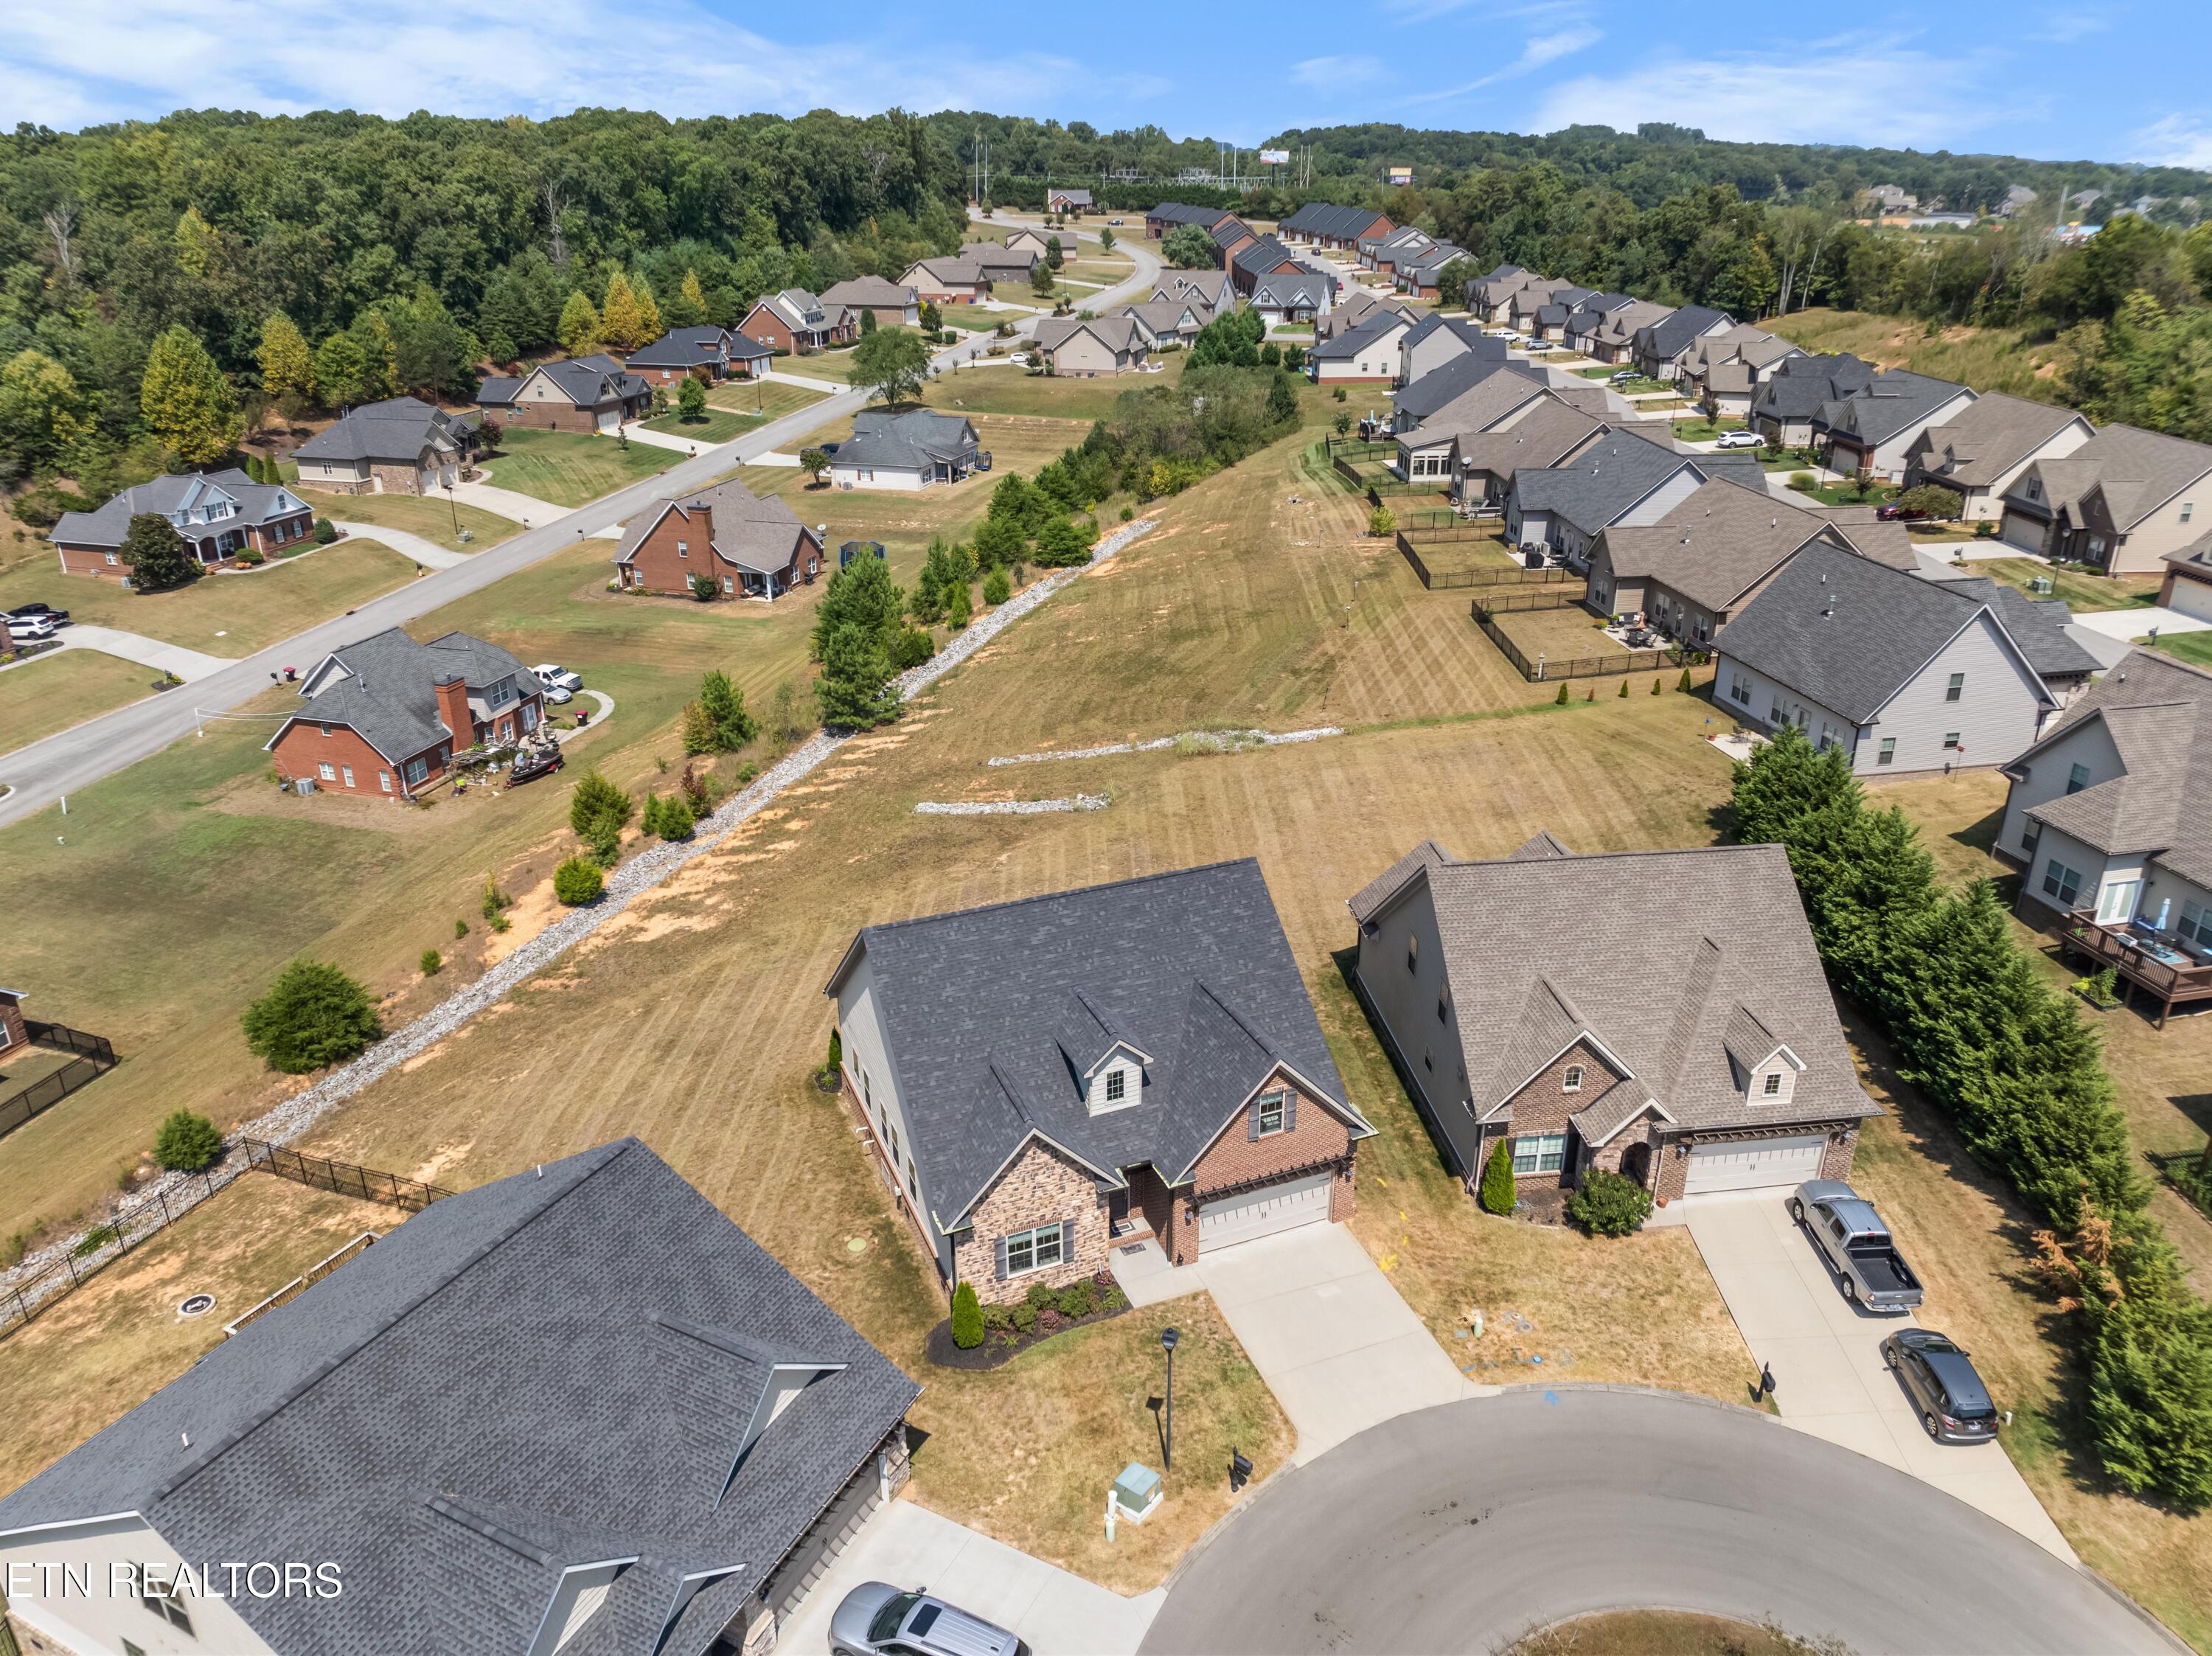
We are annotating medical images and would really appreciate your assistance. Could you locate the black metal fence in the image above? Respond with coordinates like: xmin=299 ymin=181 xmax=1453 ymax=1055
xmin=240 ymin=1138 xmax=453 ymax=1212
xmin=1397 ymin=528 xmax=1577 ymax=592
xmin=1475 ymin=587 xmax=1586 ymax=614
xmin=0 ymin=1021 xmax=119 ymax=1141
xmin=1471 ymin=596 xmax=1708 ymax=682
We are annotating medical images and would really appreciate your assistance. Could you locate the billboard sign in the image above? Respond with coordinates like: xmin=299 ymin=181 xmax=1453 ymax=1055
xmin=1259 ymin=148 xmax=1291 ymax=165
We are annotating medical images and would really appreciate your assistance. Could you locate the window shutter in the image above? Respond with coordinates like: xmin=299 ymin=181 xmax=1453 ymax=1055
xmin=1060 ymin=1219 xmax=1076 ymax=1261
xmin=1285 ymin=1091 xmax=1298 ymax=1133
xmin=994 ymin=1236 xmax=1009 ymax=1281
xmin=1247 ymin=1101 xmax=1260 ymax=1141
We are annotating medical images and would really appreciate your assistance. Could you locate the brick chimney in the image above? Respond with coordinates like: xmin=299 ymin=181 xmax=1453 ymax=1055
xmin=434 ymin=674 xmax=474 ymax=746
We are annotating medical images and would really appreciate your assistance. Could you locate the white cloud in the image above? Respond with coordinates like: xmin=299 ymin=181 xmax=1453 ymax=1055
xmin=1405 ymin=24 xmax=1600 ymax=105
xmin=1533 ymin=41 xmax=2014 ymax=148
xmin=2131 ymin=114 xmax=2212 ymax=170
xmin=2028 ymin=7 xmax=2112 ymax=41
xmin=1381 ymin=0 xmax=1578 ymax=27
xmin=1290 ymin=55 xmax=1387 ymax=91
xmin=0 ymin=0 xmax=1109 ymax=127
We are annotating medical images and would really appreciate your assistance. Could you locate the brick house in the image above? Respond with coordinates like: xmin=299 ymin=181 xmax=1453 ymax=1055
xmin=264 ymin=626 xmax=545 ymax=799
xmin=622 ymin=324 xmax=772 ymax=387
xmin=825 ymin=860 xmax=1376 ymax=1304
xmin=739 ymin=289 xmax=848 ymax=355
xmin=611 ymin=479 xmax=825 ymax=599
xmin=51 ymin=470 xmax=314 ymax=579
xmin=817 ymin=277 xmax=921 ymax=330
xmin=1349 ymin=834 xmax=1879 ymax=1208
xmin=475 ymin=355 xmax=650 ymax=434
xmin=0 ymin=1141 xmax=919 ymax=1656
xmin=1046 ymin=187 xmax=1093 ymax=214
xmin=291 ymin=396 xmax=479 ymax=496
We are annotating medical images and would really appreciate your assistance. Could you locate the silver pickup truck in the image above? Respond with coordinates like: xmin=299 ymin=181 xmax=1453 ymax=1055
xmin=1790 ymin=1180 xmax=1924 ymax=1312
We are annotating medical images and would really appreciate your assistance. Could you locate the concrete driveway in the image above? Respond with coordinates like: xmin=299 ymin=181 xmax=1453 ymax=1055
xmin=20 ymin=625 xmax=234 ymax=681
xmin=2071 ymin=603 xmax=2211 ymax=641
xmin=1115 ymin=1225 xmax=1480 ymax=1464
xmin=773 ymin=1497 xmax=1160 ymax=1656
xmin=1683 ymin=1194 xmax=2074 ymax=1559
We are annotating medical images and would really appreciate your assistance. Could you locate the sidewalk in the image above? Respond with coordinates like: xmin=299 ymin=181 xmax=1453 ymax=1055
xmin=330 ymin=521 xmax=470 ymax=570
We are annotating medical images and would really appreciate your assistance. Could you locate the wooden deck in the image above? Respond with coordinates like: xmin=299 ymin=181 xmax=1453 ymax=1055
xmin=2059 ymin=911 xmax=2212 ymax=1027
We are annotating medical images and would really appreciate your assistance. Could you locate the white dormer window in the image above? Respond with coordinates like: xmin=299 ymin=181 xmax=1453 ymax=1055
xmin=1762 ymin=1072 xmax=1783 ymax=1097
xmin=1562 ymin=1065 xmax=1585 ymax=1093
xmin=1105 ymin=1068 xmax=1127 ymax=1104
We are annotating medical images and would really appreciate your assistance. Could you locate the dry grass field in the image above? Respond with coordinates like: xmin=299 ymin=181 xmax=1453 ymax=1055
xmin=0 ymin=647 xmax=158 ymax=753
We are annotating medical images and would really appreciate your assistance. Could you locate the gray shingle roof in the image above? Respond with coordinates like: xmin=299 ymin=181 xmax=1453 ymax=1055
xmin=1448 ymin=397 xmax=1606 ymax=477
xmin=52 ymin=469 xmax=310 ymax=550
xmin=1509 ymin=430 xmax=1736 ymax=537
xmin=1395 ymin=352 xmax=1545 ymax=420
xmin=1349 ymin=839 xmax=1879 ymax=1133
xmin=1815 ymin=369 xmax=1972 ymax=447
xmin=0 ymin=1140 xmax=917 ymax=1656
xmin=479 ymin=355 xmax=646 ymax=411
xmin=833 ymin=409 xmax=980 ymax=473
xmin=1155 ymin=269 xmax=1237 ymax=313
xmin=1311 ymin=310 xmax=1413 ymax=361
xmin=1033 ymin=315 xmax=1144 ymax=358
xmin=1713 ymin=540 xmax=2060 ymax=723
xmin=293 ymin=397 xmax=476 ymax=466
xmin=817 ymin=276 xmax=917 ymax=310
xmin=625 ymin=326 xmax=764 ymax=372
xmin=613 ymin=479 xmax=815 ymax=577
xmin=1146 ymin=203 xmax=1237 ymax=229
xmin=827 ymin=860 xmax=1368 ymax=1221
xmin=1400 ymin=363 xmax=1550 ymax=441
xmin=1635 ymin=305 xmax=1734 ymax=362
xmin=1249 ymin=271 xmax=1332 ymax=311
xmin=1753 ymin=354 xmax=1876 ymax=421
xmin=1280 ymin=203 xmax=1392 ymax=242
xmin=266 ymin=625 xmax=534 ymax=764
xmin=955 ymin=242 xmax=1037 ymax=275
xmin=2027 ymin=423 xmax=2212 ymax=531
xmin=1597 ymin=479 xmax=1844 ymax=612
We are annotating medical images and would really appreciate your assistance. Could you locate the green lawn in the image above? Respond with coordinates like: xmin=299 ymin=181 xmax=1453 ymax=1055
xmin=0 ymin=540 xmax=424 ymax=655
xmin=478 ymin=428 xmax=680 ymax=507
xmin=293 ymin=486 xmax=517 ymax=554
xmin=0 ymin=649 xmax=157 ymax=754
xmin=2146 ymin=630 xmax=2212 ymax=669
xmin=938 ymin=307 xmax=1027 ymax=333
xmin=1671 ymin=416 xmax=1745 ymax=442
xmin=704 ymin=380 xmax=830 ymax=420
xmin=1971 ymin=557 xmax=2163 ymax=612
xmin=1790 ymin=479 xmax=1901 ymax=507
xmin=922 ymin=353 xmax=1189 ymax=422
xmin=641 ymin=407 xmax=756 ymax=445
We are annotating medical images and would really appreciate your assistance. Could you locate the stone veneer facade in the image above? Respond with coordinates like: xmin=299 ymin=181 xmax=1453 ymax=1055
xmin=950 ymin=1140 xmax=1111 ymax=1307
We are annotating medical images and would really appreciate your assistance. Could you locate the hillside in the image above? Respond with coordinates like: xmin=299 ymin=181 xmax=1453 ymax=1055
xmin=1763 ymin=310 xmax=2068 ymax=403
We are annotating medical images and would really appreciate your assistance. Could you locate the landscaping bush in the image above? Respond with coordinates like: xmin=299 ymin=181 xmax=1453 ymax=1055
xmin=419 ymin=948 xmax=442 ymax=976
xmin=688 ymin=572 xmax=719 ymax=602
xmin=889 ymin=625 xmax=935 ymax=669
xmin=1788 ymin=472 xmax=1815 ymax=491
xmin=314 ymin=518 xmax=338 ymax=544
xmin=1565 ymin=1169 xmax=1653 ymax=1236
xmin=241 ymin=959 xmax=383 ymax=1074
xmin=481 ymin=874 xmax=513 ymax=921
xmin=1009 ymin=1302 xmax=1037 ymax=1335
xmin=1025 ymin=1281 xmax=1060 ymax=1310
xmin=1478 ymin=1138 xmax=1517 ymax=1214
xmin=642 ymin=791 xmax=695 ymax=841
xmin=1056 ymin=1278 xmax=1097 ymax=1319
xmin=552 ymin=857 xmax=605 ymax=905
xmin=568 ymin=768 xmax=634 ymax=865
xmin=1554 ymin=682 xmax=1569 ymax=705
xmin=153 ymin=1109 xmax=223 ymax=1173
xmin=951 ymin=1282 xmax=984 ymax=1349
xmin=982 ymin=567 xmax=1011 ymax=606
xmin=981 ymin=1301 xmax=1013 ymax=1332
xmin=1368 ymin=504 xmax=1397 ymax=537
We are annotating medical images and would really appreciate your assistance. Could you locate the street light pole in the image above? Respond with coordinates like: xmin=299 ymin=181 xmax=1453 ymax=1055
xmin=1161 ymin=1326 xmax=1180 ymax=1472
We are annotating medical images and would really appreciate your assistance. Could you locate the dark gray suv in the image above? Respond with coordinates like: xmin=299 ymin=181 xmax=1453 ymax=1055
xmin=1880 ymin=1328 xmax=1999 ymax=1444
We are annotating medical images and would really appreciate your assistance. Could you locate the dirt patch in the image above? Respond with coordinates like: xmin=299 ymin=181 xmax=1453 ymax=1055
xmin=205 ymin=770 xmax=449 ymax=835
xmin=483 ymin=874 xmax=564 ymax=965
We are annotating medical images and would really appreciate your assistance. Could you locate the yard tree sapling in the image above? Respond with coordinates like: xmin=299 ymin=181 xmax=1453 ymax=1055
xmin=240 ymin=959 xmax=383 ymax=1074
xmin=1555 ymin=682 xmax=1570 ymax=705
xmin=982 ymin=566 xmax=1011 ymax=605
xmin=800 ymin=446 xmax=832 ymax=484
xmin=1677 ymin=668 xmax=1693 ymax=692
xmin=676 ymin=375 xmax=709 ymax=423
xmin=1046 ymin=234 xmax=1064 ymax=271
xmin=1334 ymin=412 xmax=1352 ymax=436
xmin=696 ymin=669 xmax=758 ymax=750
xmin=420 ymin=948 xmax=442 ymax=976
xmin=945 ymin=577 xmax=972 ymax=630
xmin=568 ymin=768 xmax=635 ymax=865
xmin=951 ymin=1282 xmax=984 ymax=1349
xmin=153 ymin=1109 xmax=223 ymax=1174
xmin=1099 ymin=227 xmax=1116 ymax=254
xmin=119 ymin=512 xmax=204 ymax=592
xmin=1029 ymin=260 xmax=1056 ymax=299
xmin=1478 ymin=1138 xmax=1517 ymax=1215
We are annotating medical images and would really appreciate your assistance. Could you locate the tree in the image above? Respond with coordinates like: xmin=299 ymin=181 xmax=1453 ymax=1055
xmin=119 ymin=512 xmax=202 ymax=592
xmin=568 ymin=768 xmax=635 ymax=865
xmin=667 ymin=269 xmax=710 ymax=330
xmin=677 ymin=375 xmax=709 ymax=422
xmin=852 ymin=327 xmax=931 ymax=406
xmin=553 ymin=857 xmax=605 ymax=904
xmin=558 ymin=290 xmax=602 ymax=355
xmin=687 ymin=573 xmax=719 ymax=602
xmin=1478 ymin=1138 xmax=1517 ymax=1214
xmin=256 ymin=313 xmax=316 ymax=412
xmin=800 ymin=446 xmax=832 ymax=484
xmin=313 ymin=330 xmax=372 ymax=410
xmin=1368 ymin=504 xmax=1397 ymax=537
xmin=951 ymin=1281 xmax=984 ymax=1349
xmin=1162 ymin=224 xmax=1217 ymax=268
xmin=154 ymin=1109 xmax=224 ymax=1173
xmin=1334 ymin=411 xmax=1352 ymax=436
xmin=1267 ymin=372 xmax=1299 ymax=424
xmin=945 ymin=577 xmax=972 ymax=630
xmin=420 ymin=948 xmax=443 ymax=976
xmin=698 ymin=669 xmax=759 ymax=750
xmin=919 ymin=300 xmax=942 ymax=332
xmin=816 ymin=624 xmax=901 ymax=730
xmin=858 ymin=307 xmax=877 ymax=336
xmin=1045 ymin=234 xmax=1065 ymax=271
xmin=0 ymin=349 xmax=94 ymax=474
xmin=1565 ymin=1169 xmax=1653 ymax=1236
xmin=240 ymin=959 xmax=383 ymax=1074
xmin=141 ymin=324 xmax=241 ymax=464
xmin=1099 ymin=227 xmax=1116 ymax=254
xmin=642 ymin=791 xmax=695 ymax=841
xmin=1893 ymin=483 xmax=1964 ymax=521
xmin=982 ymin=566 xmax=1011 ymax=605
xmin=602 ymin=270 xmax=648 ymax=352
xmin=633 ymin=280 xmax=663 ymax=344
xmin=811 ymin=548 xmax=905 ymax=661
xmin=1029 ymin=260 xmax=1057 ymax=298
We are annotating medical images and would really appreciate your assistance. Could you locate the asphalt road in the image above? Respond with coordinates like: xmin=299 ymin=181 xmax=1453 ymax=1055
xmin=1140 ymin=1390 xmax=2180 ymax=1656
xmin=0 ymin=226 xmax=1159 ymax=828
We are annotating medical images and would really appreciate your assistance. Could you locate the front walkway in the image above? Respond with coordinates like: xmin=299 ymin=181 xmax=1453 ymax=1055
xmin=773 ymin=1497 xmax=1161 ymax=1656
xmin=1683 ymin=1194 xmax=2074 ymax=1560
xmin=447 ymin=477 xmax=558 ymax=523
xmin=615 ymin=421 xmax=703 ymax=455
xmin=1112 ymin=1224 xmax=1485 ymax=1464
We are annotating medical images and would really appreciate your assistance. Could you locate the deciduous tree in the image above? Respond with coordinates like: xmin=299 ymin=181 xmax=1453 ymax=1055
xmin=140 ymin=324 xmax=241 ymax=464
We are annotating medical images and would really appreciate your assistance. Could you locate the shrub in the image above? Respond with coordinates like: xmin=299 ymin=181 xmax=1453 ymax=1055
xmin=153 ymin=1109 xmax=223 ymax=1173
xmin=951 ymin=1282 xmax=984 ymax=1349
xmin=420 ymin=948 xmax=442 ymax=976
xmin=481 ymin=875 xmax=513 ymax=920
xmin=1677 ymin=668 xmax=1693 ymax=692
xmin=552 ymin=857 xmax=605 ymax=905
xmin=1100 ymin=1285 xmax=1128 ymax=1312
xmin=1788 ymin=471 xmax=1815 ymax=491
xmin=1652 ymin=677 xmax=1662 ymax=695
xmin=1056 ymin=1278 xmax=1097 ymax=1319
xmin=688 ymin=572 xmax=719 ymax=602
xmin=453 ymin=918 xmax=469 ymax=940
xmin=1893 ymin=482 xmax=1965 ymax=521
xmin=1554 ymin=682 xmax=1569 ymax=705
xmin=1478 ymin=1138 xmax=1517 ymax=1214
xmin=1009 ymin=1302 xmax=1037 ymax=1335
xmin=982 ymin=567 xmax=1011 ymax=605
xmin=1119 ymin=504 xmax=1134 ymax=521
xmin=1368 ymin=504 xmax=1397 ymax=537
xmin=890 ymin=625 xmax=936 ymax=669
xmin=1617 ymin=679 xmax=1629 ymax=697
xmin=981 ymin=1301 xmax=1013 ymax=1332
xmin=314 ymin=518 xmax=338 ymax=544
xmin=568 ymin=768 xmax=633 ymax=860
xmin=827 ymin=1028 xmax=843 ymax=1072
xmin=241 ymin=959 xmax=383 ymax=1074
xmin=1026 ymin=1280 xmax=1060 ymax=1310
xmin=1566 ymin=1169 xmax=1654 ymax=1236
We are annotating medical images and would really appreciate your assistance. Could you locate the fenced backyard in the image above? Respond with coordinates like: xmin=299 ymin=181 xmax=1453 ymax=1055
xmin=1471 ymin=593 xmax=1707 ymax=682
xmin=1393 ymin=524 xmax=1565 ymax=591
xmin=0 ymin=1020 xmax=119 ymax=1142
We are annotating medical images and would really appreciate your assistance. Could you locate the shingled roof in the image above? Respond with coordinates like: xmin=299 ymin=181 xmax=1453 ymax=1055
xmin=1597 ymin=479 xmax=1846 ymax=613
xmin=2006 ymin=423 xmax=2212 ymax=532
xmin=1815 ymin=369 xmax=1973 ymax=448
xmin=52 ymin=469 xmax=309 ymax=550
xmin=265 ymin=626 xmax=535 ymax=765
xmin=613 ymin=479 xmax=818 ymax=577
xmin=1449 ymin=397 xmax=1607 ymax=478
xmin=832 ymin=408 xmax=980 ymax=473
xmin=1394 ymin=351 xmax=1544 ymax=420
xmin=293 ymin=397 xmax=476 ymax=465
xmin=825 ymin=860 xmax=1370 ymax=1225
xmin=0 ymin=1140 xmax=917 ymax=1656
xmin=1349 ymin=838 xmax=1879 ymax=1135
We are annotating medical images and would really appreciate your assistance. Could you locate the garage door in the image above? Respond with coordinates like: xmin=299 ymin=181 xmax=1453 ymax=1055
xmin=1999 ymin=512 xmax=2047 ymax=553
xmin=2166 ymin=574 xmax=2212 ymax=623
xmin=1683 ymin=1135 xmax=1826 ymax=1195
xmin=1198 ymin=1172 xmax=1332 ymax=1249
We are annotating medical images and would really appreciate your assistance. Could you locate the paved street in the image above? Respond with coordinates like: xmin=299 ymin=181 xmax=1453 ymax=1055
xmin=1140 ymin=1390 xmax=2176 ymax=1656
xmin=775 ymin=1498 xmax=1161 ymax=1656
xmin=1682 ymin=1194 xmax=2075 ymax=1559
xmin=1113 ymin=1225 xmax=1484 ymax=1463
xmin=0 ymin=232 xmax=1158 ymax=823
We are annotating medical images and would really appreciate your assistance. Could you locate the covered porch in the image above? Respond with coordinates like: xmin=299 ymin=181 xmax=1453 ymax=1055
xmin=2059 ymin=910 xmax=2212 ymax=1026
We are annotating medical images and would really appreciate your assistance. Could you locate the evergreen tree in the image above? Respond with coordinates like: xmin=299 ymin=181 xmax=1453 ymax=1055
xmin=1478 ymin=1138 xmax=1517 ymax=1214
xmin=810 ymin=552 xmax=904 ymax=661
xmin=858 ymin=307 xmax=877 ymax=335
xmin=119 ymin=512 xmax=202 ymax=591
xmin=815 ymin=623 xmax=901 ymax=730
xmin=1045 ymin=234 xmax=1064 ymax=270
xmin=945 ymin=577 xmax=972 ymax=630
xmin=140 ymin=324 xmax=241 ymax=464
xmin=1267 ymin=371 xmax=1299 ymax=424
xmin=951 ymin=1281 xmax=984 ymax=1349
xmin=698 ymin=669 xmax=758 ymax=750
xmin=256 ymin=313 xmax=316 ymax=410
xmin=558 ymin=291 xmax=602 ymax=355
xmin=154 ymin=1108 xmax=224 ymax=1173
xmin=240 ymin=960 xmax=383 ymax=1074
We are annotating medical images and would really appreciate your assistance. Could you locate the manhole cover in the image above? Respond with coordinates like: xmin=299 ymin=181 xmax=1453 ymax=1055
xmin=845 ymin=1236 xmax=867 ymax=1254
xmin=178 ymin=1293 xmax=217 ymax=1318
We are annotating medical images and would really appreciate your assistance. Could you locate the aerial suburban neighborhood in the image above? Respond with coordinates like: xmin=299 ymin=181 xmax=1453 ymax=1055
xmin=3 ymin=32 xmax=2212 ymax=1656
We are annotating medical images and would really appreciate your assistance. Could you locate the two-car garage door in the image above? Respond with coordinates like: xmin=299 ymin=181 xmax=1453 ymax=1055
xmin=1198 ymin=1172 xmax=1333 ymax=1248
xmin=1682 ymin=1135 xmax=1826 ymax=1196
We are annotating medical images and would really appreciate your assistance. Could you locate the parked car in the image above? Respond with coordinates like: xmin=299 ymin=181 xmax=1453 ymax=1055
xmin=1107 ymin=218 xmax=1124 ymax=226
xmin=1610 ymin=369 xmax=1639 ymax=384
xmin=543 ymin=683 xmax=572 ymax=705
xmin=7 ymin=602 xmax=69 ymax=624
xmin=1876 ymin=503 xmax=1929 ymax=521
xmin=1881 ymin=1329 xmax=2000 ymax=1443
xmin=1791 ymin=1180 xmax=1924 ymax=1311
xmin=532 ymin=664 xmax=582 ymax=692
xmin=7 ymin=615 xmax=58 ymax=641
xmin=1713 ymin=430 xmax=1764 ymax=450
xmin=830 ymin=1584 xmax=1020 ymax=1656
xmin=1006 ymin=352 xmax=1029 ymax=366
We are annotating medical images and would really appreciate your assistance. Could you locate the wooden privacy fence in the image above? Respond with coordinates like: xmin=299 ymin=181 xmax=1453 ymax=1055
xmin=240 ymin=1138 xmax=453 ymax=1212
xmin=1471 ymin=596 xmax=1708 ymax=682
xmin=0 ymin=1021 xmax=118 ymax=1142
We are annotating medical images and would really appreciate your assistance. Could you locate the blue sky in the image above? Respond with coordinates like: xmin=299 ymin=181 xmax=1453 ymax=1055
xmin=4 ymin=0 xmax=2206 ymax=171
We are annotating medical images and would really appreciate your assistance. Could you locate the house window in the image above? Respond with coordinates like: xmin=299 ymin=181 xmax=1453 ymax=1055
xmin=1512 ymin=1133 xmax=1567 ymax=1175
xmin=405 ymin=756 xmax=429 ymax=785
xmin=1004 ymin=1223 xmax=1063 ymax=1276
xmin=1256 ymin=1090 xmax=1287 ymax=1135
xmin=105 ymin=551 xmax=119 ymax=566
xmin=142 ymin=1579 xmax=194 ymax=1634
xmin=2067 ymin=762 xmax=2091 ymax=795
xmin=1947 ymin=672 xmax=1965 ymax=703
xmin=2021 ymin=819 xmax=2039 ymax=855
xmin=1105 ymin=1068 xmax=1127 ymax=1104
xmin=678 ymin=540 xmax=688 ymax=557
xmin=1943 ymin=732 xmax=1961 ymax=751
xmin=2185 ymin=502 xmax=2195 ymax=523
xmin=1878 ymin=737 xmax=1896 ymax=765
xmin=341 ymin=765 xmax=355 ymax=788
xmin=122 ymin=1642 xmax=147 ymax=1656
xmin=2042 ymin=858 xmax=2082 ymax=907
xmin=1762 ymin=1072 xmax=1784 ymax=1097
xmin=906 ymin=1158 xmax=919 ymax=1200
xmin=1406 ymin=933 xmax=1419 ymax=973
xmin=319 ymin=723 xmax=333 ymax=737
xmin=1562 ymin=1064 xmax=1585 ymax=1093
xmin=1437 ymin=989 xmax=1450 ymax=1022
xmin=379 ymin=770 xmax=392 ymax=793
xmin=2180 ymin=900 xmax=2208 ymax=944
xmin=723 ymin=575 xmax=734 ymax=595
xmin=318 ymin=762 xmax=336 ymax=782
